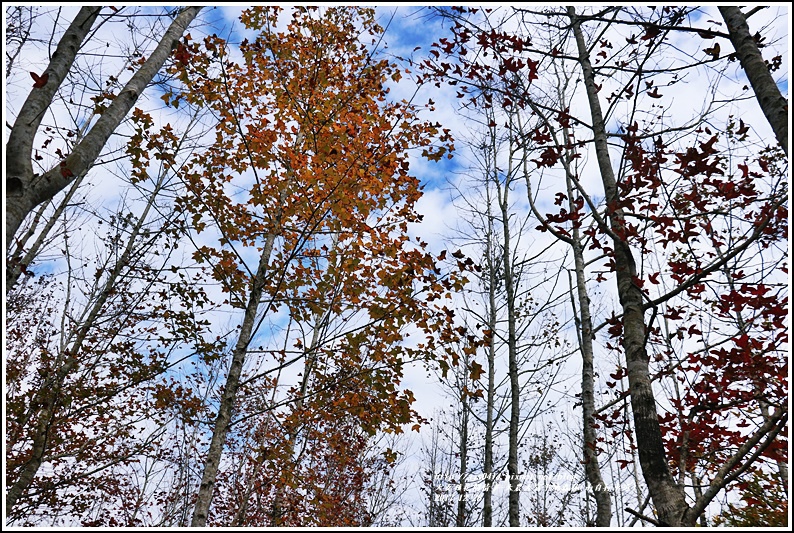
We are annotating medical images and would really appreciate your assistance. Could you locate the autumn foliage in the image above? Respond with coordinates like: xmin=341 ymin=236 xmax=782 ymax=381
xmin=418 ymin=5 xmax=787 ymax=526
xmin=5 ymin=5 xmax=787 ymax=527
xmin=164 ymin=6 xmax=464 ymax=525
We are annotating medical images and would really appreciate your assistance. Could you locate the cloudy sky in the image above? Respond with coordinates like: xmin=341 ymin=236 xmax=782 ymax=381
xmin=5 ymin=3 xmax=789 ymax=526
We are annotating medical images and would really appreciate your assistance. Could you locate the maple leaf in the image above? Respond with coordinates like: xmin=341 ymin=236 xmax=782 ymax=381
xmin=469 ymin=361 xmax=484 ymax=381
xmin=30 ymin=71 xmax=49 ymax=88
xmin=173 ymin=42 xmax=191 ymax=65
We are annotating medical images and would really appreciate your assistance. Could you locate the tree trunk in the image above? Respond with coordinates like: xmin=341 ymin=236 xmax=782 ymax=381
xmin=482 ymin=214 xmax=497 ymax=527
xmin=497 ymin=175 xmax=521 ymax=527
xmin=455 ymin=384 xmax=469 ymax=527
xmin=565 ymin=168 xmax=612 ymax=526
xmin=190 ymin=232 xmax=277 ymax=527
xmin=567 ymin=6 xmax=688 ymax=526
xmin=719 ymin=6 xmax=788 ymax=155
xmin=5 ymin=6 xmax=202 ymax=252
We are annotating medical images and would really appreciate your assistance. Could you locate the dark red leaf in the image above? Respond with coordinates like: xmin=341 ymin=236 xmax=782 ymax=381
xmin=30 ymin=71 xmax=49 ymax=88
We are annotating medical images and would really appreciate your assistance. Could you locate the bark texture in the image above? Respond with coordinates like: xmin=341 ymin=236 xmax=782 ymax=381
xmin=5 ymin=7 xmax=202 ymax=252
xmin=719 ymin=6 xmax=788 ymax=155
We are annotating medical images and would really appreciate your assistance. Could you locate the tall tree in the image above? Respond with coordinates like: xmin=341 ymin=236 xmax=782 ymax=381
xmin=419 ymin=4 xmax=787 ymax=526
xmin=5 ymin=6 xmax=201 ymax=257
xmin=166 ymin=7 xmax=461 ymax=525
xmin=5 ymin=121 xmax=221 ymax=523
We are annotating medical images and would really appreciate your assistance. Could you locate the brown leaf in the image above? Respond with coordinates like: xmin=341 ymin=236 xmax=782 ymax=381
xmin=703 ymin=42 xmax=720 ymax=60
xmin=469 ymin=361 xmax=484 ymax=381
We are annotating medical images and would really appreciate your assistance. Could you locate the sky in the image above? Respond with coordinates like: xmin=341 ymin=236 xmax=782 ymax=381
xmin=4 ymin=3 xmax=790 ymax=527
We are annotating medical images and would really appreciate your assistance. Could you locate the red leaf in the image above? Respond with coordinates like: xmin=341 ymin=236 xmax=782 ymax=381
xmin=526 ymin=58 xmax=538 ymax=82
xmin=60 ymin=162 xmax=74 ymax=178
xmin=30 ymin=71 xmax=49 ymax=88
xmin=617 ymin=459 xmax=632 ymax=469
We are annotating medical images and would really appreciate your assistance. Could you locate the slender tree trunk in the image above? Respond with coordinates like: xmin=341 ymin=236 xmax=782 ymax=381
xmin=719 ymin=6 xmax=788 ymax=155
xmin=5 ymin=6 xmax=202 ymax=251
xmin=482 ymin=218 xmax=497 ymax=527
xmin=190 ymin=231 xmax=278 ymax=527
xmin=565 ymin=168 xmax=612 ymax=526
xmin=269 ymin=309 xmax=328 ymax=526
xmin=455 ymin=385 xmax=469 ymax=527
xmin=567 ymin=6 xmax=688 ymax=526
xmin=497 ymin=177 xmax=521 ymax=527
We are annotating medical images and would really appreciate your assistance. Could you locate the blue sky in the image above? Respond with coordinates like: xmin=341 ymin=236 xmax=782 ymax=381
xmin=5 ymin=4 xmax=789 ymax=526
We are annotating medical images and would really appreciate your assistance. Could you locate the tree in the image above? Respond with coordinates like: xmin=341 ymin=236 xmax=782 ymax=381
xmin=567 ymin=8 xmax=786 ymax=525
xmin=423 ymin=7 xmax=614 ymax=525
xmin=5 ymin=5 xmax=786 ymax=526
xmin=164 ymin=6 xmax=462 ymax=525
xmin=5 ymin=6 xmax=201 ymax=258
xmin=5 ymin=136 xmax=221 ymax=524
xmin=718 ymin=6 xmax=788 ymax=155
xmin=419 ymin=5 xmax=787 ymax=526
